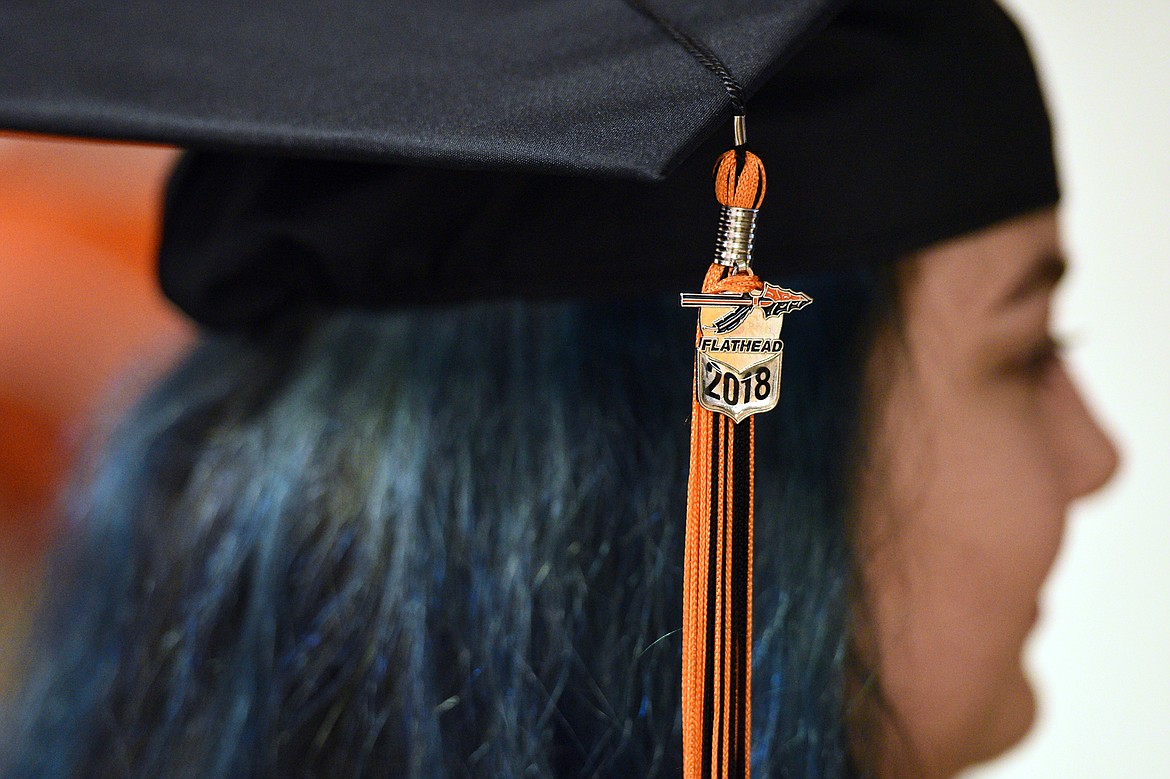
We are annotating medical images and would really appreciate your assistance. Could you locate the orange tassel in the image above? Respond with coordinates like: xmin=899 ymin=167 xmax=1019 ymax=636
xmin=683 ymin=261 xmax=761 ymax=779
xmin=682 ymin=144 xmax=783 ymax=779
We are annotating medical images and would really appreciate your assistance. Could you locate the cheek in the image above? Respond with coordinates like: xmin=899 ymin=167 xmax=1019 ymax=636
xmin=858 ymin=388 xmax=1068 ymax=774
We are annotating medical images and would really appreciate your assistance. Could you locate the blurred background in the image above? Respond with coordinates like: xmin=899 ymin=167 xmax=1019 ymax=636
xmin=0 ymin=136 xmax=189 ymax=697
xmin=0 ymin=0 xmax=1166 ymax=775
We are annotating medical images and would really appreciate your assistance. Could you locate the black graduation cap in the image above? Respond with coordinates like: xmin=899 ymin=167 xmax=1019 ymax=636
xmin=0 ymin=0 xmax=1057 ymax=329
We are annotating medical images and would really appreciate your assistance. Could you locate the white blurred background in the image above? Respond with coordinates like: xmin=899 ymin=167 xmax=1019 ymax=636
xmin=966 ymin=1 xmax=1170 ymax=777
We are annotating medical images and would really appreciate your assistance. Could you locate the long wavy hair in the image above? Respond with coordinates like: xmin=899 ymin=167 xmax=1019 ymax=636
xmin=2 ymin=265 xmax=892 ymax=777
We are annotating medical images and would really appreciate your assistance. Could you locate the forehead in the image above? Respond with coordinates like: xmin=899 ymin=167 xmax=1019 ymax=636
xmin=901 ymin=210 xmax=1061 ymax=317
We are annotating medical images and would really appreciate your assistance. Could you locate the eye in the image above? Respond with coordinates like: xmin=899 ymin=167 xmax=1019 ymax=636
xmin=1015 ymin=333 xmax=1067 ymax=378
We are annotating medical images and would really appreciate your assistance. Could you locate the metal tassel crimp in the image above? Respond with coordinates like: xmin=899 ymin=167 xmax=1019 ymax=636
xmin=714 ymin=206 xmax=758 ymax=270
xmin=712 ymin=146 xmax=766 ymax=274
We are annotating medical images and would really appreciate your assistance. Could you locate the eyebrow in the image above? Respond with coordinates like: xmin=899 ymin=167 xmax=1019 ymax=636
xmin=1000 ymin=252 xmax=1067 ymax=308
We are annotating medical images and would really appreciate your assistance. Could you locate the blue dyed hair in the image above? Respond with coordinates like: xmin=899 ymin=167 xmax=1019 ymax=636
xmin=2 ymin=266 xmax=892 ymax=777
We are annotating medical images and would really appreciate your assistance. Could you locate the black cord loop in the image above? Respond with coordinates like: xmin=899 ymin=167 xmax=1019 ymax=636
xmin=623 ymin=0 xmax=746 ymax=116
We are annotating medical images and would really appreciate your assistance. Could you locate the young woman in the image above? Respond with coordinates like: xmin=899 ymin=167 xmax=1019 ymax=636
xmin=0 ymin=0 xmax=1118 ymax=776
xmin=856 ymin=208 xmax=1117 ymax=776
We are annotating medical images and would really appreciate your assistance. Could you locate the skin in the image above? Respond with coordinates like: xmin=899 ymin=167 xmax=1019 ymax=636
xmin=856 ymin=209 xmax=1120 ymax=777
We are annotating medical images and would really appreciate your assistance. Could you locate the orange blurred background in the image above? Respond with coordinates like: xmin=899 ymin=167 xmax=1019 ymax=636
xmin=0 ymin=134 xmax=190 ymax=693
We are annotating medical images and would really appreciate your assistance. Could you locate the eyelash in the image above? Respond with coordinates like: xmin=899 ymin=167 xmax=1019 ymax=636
xmin=1018 ymin=334 xmax=1067 ymax=377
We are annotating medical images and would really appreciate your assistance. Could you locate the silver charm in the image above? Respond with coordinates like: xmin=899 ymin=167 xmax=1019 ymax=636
xmin=680 ymin=283 xmax=812 ymax=423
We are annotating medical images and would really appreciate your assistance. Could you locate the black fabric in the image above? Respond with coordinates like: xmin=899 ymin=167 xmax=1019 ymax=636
xmin=0 ymin=0 xmax=843 ymax=181
xmin=731 ymin=421 xmax=752 ymax=779
xmin=158 ymin=0 xmax=1059 ymax=329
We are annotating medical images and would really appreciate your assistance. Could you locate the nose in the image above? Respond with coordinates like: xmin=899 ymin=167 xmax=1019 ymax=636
xmin=1052 ymin=363 xmax=1121 ymax=501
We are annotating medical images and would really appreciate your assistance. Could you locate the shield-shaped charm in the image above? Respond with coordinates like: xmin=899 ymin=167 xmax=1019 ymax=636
xmin=681 ymin=283 xmax=812 ymax=423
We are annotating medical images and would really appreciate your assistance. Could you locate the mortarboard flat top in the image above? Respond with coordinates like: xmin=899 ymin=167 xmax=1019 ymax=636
xmin=0 ymin=0 xmax=845 ymax=181
xmin=0 ymin=0 xmax=1060 ymax=329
